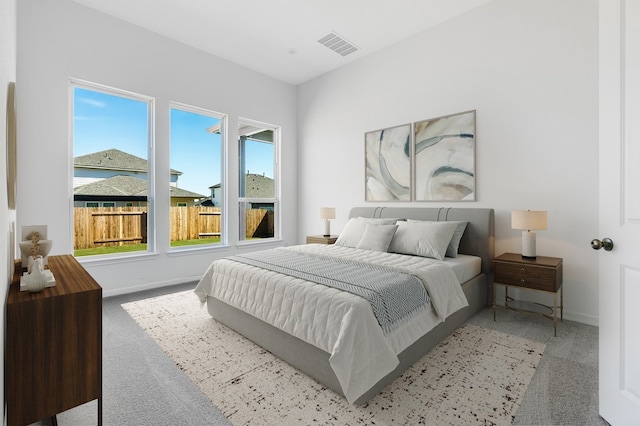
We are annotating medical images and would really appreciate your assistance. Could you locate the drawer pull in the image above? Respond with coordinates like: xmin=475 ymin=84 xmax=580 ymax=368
xmin=520 ymin=268 xmax=525 ymax=272
xmin=520 ymin=279 xmax=525 ymax=283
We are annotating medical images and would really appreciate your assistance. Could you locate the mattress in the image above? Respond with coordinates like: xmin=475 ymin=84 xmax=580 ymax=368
xmin=194 ymin=244 xmax=472 ymax=403
xmin=444 ymin=253 xmax=482 ymax=283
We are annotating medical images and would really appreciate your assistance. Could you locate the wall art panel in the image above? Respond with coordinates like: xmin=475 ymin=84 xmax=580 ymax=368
xmin=365 ymin=123 xmax=411 ymax=201
xmin=414 ymin=110 xmax=475 ymax=201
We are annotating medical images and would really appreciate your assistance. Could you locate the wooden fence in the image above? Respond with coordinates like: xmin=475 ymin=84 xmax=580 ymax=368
xmin=170 ymin=206 xmax=222 ymax=241
xmin=73 ymin=207 xmax=273 ymax=249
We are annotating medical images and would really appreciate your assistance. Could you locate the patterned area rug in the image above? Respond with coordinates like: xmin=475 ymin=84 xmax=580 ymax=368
xmin=122 ymin=290 xmax=545 ymax=425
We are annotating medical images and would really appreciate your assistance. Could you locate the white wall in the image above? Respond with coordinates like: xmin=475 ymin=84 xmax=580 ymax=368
xmin=297 ymin=0 xmax=599 ymax=325
xmin=16 ymin=0 xmax=297 ymax=296
xmin=15 ymin=0 xmax=600 ymax=325
xmin=0 ymin=0 xmax=16 ymax=420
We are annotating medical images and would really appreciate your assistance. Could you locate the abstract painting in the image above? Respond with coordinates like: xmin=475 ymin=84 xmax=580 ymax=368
xmin=414 ymin=110 xmax=475 ymax=201
xmin=365 ymin=123 xmax=411 ymax=201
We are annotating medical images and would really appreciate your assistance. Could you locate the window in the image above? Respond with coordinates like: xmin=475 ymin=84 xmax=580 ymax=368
xmin=72 ymin=82 xmax=281 ymax=256
xmin=72 ymin=82 xmax=153 ymax=257
xmin=170 ymin=105 xmax=224 ymax=248
xmin=238 ymin=118 xmax=278 ymax=241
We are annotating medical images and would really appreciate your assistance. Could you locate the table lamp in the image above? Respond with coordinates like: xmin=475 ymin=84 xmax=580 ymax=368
xmin=319 ymin=207 xmax=336 ymax=237
xmin=512 ymin=210 xmax=547 ymax=259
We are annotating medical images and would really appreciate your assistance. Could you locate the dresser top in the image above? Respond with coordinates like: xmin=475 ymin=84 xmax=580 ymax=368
xmin=8 ymin=254 xmax=102 ymax=303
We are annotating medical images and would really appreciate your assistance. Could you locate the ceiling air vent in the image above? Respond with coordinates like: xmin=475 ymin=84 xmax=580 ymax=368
xmin=317 ymin=32 xmax=359 ymax=57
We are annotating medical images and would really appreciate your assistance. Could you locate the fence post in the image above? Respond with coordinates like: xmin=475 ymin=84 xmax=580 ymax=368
xmin=141 ymin=212 xmax=147 ymax=243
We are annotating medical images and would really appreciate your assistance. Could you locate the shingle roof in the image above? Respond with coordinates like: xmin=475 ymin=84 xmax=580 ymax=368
xmin=245 ymin=173 xmax=274 ymax=198
xmin=211 ymin=174 xmax=274 ymax=197
xmin=74 ymin=175 xmax=147 ymax=196
xmin=74 ymin=148 xmax=182 ymax=175
xmin=74 ymin=175 xmax=204 ymax=198
xmin=170 ymin=186 xmax=205 ymax=198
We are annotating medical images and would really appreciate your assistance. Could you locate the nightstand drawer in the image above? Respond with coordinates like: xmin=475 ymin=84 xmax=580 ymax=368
xmin=495 ymin=262 xmax=561 ymax=292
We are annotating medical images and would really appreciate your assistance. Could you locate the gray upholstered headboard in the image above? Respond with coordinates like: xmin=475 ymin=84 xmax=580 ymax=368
xmin=349 ymin=207 xmax=495 ymax=286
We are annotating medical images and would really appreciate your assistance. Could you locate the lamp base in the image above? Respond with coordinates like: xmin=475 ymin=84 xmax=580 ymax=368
xmin=323 ymin=219 xmax=331 ymax=238
xmin=521 ymin=231 xmax=537 ymax=258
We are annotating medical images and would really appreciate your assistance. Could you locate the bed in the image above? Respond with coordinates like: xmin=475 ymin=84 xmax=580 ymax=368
xmin=194 ymin=207 xmax=494 ymax=404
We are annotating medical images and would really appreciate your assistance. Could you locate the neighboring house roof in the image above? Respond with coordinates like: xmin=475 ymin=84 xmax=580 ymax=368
xmin=74 ymin=175 xmax=147 ymax=196
xmin=74 ymin=148 xmax=182 ymax=176
xmin=195 ymin=197 xmax=214 ymax=206
xmin=74 ymin=175 xmax=204 ymax=198
xmin=244 ymin=173 xmax=274 ymax=198
xmin=170 ymin=186 xmax=205 ymax=198
xmin=210 ymin=173 xmax=274 ymax=198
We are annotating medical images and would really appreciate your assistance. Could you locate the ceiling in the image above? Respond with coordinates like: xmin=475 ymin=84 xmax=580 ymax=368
xmin=72 ymin=0 xmax=494 ymax=85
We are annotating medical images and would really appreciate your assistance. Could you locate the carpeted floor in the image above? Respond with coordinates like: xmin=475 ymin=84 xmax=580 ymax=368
xmin=30 ymin=282 xmax=606 ymax=426
xmin=122 ymin=290 xmax=545 ymax=425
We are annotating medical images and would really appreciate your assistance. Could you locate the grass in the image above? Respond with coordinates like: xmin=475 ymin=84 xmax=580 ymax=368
xmin=74 ymin=237 xmax=221 ymax=257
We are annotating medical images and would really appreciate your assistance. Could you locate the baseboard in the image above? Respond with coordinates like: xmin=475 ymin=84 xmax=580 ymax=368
xmin=563 ymin=310 xmax=598 ymax=327
xmin=102 ymin=276 xmax=200 ymax=298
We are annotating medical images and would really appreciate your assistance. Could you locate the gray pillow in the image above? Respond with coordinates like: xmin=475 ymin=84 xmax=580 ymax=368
xmin=356 ymin=224 xmax=399 ymax=252
xmin=389 ymin=221 xmax=458 ymax=260
xmin=335 ymin=217 xmax=397 ymax=248
xmin=407 ymin=220 xmax=468 ymax=257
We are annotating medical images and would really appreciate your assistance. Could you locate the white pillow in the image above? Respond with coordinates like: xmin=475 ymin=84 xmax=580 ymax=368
xmin=335 ymin=217 xmax=397 ymax=248
xmin=389 ymin=221 xmax=458 ymax=260
xmin=356 ymin=223 xmax=399 ymax=252
xmin=407 ymin=220 xmax=468 ymax=258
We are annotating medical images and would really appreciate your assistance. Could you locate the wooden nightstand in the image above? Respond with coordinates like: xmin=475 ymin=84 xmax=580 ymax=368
xmin=306 ymin=235 xmax=338 ymax=244
xmin=493 ymin=252 xmax=563 ymax=336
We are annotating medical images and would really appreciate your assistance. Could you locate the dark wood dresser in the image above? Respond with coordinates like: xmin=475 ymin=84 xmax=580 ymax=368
xmin=6 ymin=254 xmax=102 ymax=426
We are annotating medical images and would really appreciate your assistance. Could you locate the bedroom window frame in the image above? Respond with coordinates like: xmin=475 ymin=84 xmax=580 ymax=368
xmin=168 ymin=102 xmax=226 ymax=250
xmin=70 ymin=79 xmax=156 ymax=259
xmin=237 ymin=118 xmax=280 ymax=243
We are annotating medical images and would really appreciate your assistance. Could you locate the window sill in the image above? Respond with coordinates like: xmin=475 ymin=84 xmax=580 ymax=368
xmin=235 ymin=238 xmax=284 ymax=250
xmin=167 ymin=243 xmax=231 ymax=257
xmin=76 ymin=251 xmax=160 ymax=267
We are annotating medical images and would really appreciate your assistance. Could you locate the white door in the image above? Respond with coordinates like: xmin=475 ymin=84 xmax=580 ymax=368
xmin=599 ymin=1 xmax=640 ymax=424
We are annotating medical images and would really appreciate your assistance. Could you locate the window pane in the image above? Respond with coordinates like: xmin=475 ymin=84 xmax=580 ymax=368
xmin=170 ymin=106 xmax=223 ymax=247
xmin=238 ymin=120 xmax=277 ymax=241
xmin=73 ymin=85 xmax=150 ymax=257
xmin=239 ymin=202 xmax=275 ymax=239
xmin=239 ymin=135 xmax=274 ymax=198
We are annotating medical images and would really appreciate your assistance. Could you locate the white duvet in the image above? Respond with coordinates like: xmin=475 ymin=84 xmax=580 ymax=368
xmin=194 ymin=244 xmax=468 ymax=403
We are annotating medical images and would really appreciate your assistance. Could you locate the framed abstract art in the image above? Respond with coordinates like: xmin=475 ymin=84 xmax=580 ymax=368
xmin=413 ymin=110 xmax=476 ymax=201
xmin=364 ymin=123 xmax=411 ymax=201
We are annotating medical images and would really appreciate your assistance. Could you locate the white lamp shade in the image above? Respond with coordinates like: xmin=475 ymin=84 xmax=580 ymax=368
xmin=319 ymin=207 xmax=336 ymax=220
xmin=512 ymin=210 xmax=547 ymax=231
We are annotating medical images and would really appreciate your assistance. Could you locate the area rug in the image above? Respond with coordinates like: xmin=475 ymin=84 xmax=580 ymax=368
xmin=122 ymin=290 xmax=545 ymax=425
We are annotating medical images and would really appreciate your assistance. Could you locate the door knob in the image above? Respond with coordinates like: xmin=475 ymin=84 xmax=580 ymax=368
xmin=591 ymin=238 xmax=614 ymax=251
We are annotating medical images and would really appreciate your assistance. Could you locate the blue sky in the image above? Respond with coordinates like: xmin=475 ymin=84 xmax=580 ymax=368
xmin=74 ymin=87 xmax=274 ymax=197
xmin=170 ymin=108 xmax=222 ymax=196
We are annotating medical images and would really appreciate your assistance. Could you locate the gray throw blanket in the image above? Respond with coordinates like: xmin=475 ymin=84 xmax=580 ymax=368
xmin=228 ymin=248 xmax=430 ymax=334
